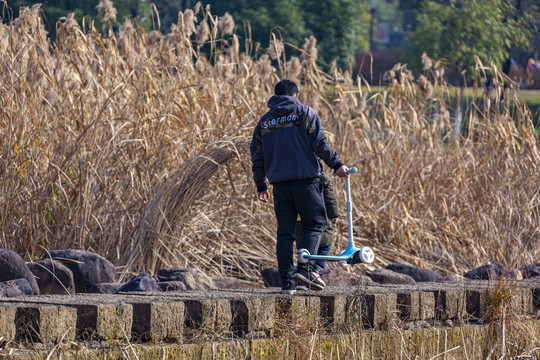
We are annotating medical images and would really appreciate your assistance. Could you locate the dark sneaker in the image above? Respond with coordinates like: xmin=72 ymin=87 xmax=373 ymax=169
xmin=280 ymin=281 xmax=297 ymax=295
xmin=293 ymin=269 xmax=325 ymax=291
xmin=312 ymin=270 xmax=326 ymax=287
xmin=295 ymin=283 xmax=308 ymax=291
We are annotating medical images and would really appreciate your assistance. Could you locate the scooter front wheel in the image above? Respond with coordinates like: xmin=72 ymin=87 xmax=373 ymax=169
xmin=359 ymin=247 xmax=374 ymax=264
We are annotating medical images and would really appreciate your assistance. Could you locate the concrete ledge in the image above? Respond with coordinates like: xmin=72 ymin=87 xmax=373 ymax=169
xmin=0 ymin=280 xmax=537 ymax=348
xmin=5 ymin=320 xmax=540 ymax=360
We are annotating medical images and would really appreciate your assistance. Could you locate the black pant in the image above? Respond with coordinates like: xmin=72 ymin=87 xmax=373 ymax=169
xmin=273 ymin=178 xmax=326 ymax=286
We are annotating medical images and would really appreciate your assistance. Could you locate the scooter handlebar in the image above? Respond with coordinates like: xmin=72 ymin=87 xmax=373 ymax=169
xmin=334 ymin=166 xmax=358 ymax=176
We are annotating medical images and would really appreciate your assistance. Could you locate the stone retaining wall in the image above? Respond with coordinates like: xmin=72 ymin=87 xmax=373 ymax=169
xmin=0 ymin=280 xmax=538 ymax=359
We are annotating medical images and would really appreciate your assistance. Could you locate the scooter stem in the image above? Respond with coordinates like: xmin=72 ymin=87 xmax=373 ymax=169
xmin=345 ymin=167 xmax=357 ymax=248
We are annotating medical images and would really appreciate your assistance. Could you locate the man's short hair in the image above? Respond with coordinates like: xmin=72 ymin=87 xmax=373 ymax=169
xmin=275 ymin=79 xmax=299 ymax=96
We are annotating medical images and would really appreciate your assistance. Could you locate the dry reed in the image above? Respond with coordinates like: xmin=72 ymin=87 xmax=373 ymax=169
xmin=0 ymin=3 xmax=539 ymax=284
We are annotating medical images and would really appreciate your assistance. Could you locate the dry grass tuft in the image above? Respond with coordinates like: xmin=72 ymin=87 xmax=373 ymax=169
xmin=95 ymin=0 xmax=117 ymax=22
xmin=0 ymin=4 xmax=539 ymax=285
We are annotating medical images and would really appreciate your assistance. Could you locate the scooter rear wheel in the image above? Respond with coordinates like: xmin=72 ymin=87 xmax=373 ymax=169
xmin=338 ymin=250 xmax=350 ymax=268
xmin=297 ymin=248 xmax=310 ymax=264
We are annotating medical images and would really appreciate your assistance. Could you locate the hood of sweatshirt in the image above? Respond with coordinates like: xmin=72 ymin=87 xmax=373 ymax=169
xmin=267 ymin=95 xmax=301 ymax=116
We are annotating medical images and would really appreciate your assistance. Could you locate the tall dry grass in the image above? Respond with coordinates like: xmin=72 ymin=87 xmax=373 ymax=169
xmin=1 ymin=3 xmax=539 ymax=283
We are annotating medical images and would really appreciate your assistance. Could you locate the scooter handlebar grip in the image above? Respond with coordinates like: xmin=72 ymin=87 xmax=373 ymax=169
xmin=333 ymin=166 xmax=358 ymax=176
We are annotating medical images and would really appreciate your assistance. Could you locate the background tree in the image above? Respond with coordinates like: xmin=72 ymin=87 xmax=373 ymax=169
xmin=202 ymin=0 xmax=308 ymax=55
xmin=153 ymin=0 xmax=192 ymax=34
xmin=4 ymin=0 xmax=538 ymax=78
xmin=203 ymin=0 xmax=370 ymax=70
xmin=508 ymin=0 xmax=540 ymax=69
xmin=404 ymin=0 xmax=538 ymax=84
xmin=301 ymin=0 xmax=369 ymax=69
xmin=5 ymin=0 xmax=152 ymax=36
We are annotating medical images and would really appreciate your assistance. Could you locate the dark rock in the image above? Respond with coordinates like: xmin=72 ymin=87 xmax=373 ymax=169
xmin=505 ymin=268 xmax=523 ymax=280
xmin=156 ymin=268 xmax=216 ymax=290
xmin=46 ymin=250 xmax=116 ymax=293
xmin=0 ymin=249 xmax=39 ymax=295
xmin=216 ymin=256 xmax=256 ymax=278
xmin=0 ymin=279 xmax=34 ymax=297
xmin=27 ymin=260 xmax=75 ymax=295
xmin=158 ymin=281 xmax=187 ymax=292
xmin=115 ymin=273 xmax=161 ymax=293
xmin=437 ymin=275 xmax=466 ymax=283
xmin=368 ymin=268 xmax=416 ymax=284
xmin=320 ymin=267 xmax=373 ymax=287
xmin=386 ymin=263 xmax=442 ymax=282
xmin=464 ymin=264 xmax=506 ymax=280
xmin=156 ymin=267 xmax=201 ymax=280
xmin=211 ymin=276 xmax=244 ymax=289
xmin=521 ymin=263 xmax=540 ymax=279
xmin=87 ymin=282 xmax=124 ymax=294
xmin=260 ymin=268 xmax=280 ymax=287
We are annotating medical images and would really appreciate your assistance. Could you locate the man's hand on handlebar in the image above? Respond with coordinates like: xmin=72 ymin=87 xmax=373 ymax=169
xmin=335 ymin=165 xmax=350 ymax=178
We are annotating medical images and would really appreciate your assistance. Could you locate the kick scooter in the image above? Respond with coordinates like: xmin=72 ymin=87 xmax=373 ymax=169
xmin=296 ymin=167 xmax=374 ymax=267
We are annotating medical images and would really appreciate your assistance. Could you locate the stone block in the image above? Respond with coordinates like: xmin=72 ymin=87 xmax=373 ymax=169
xmin=419 ymin=291 xmax=435 ymax=320
xmin=532 ymin=287 xmax=540 ymax=311
xmin=507 ymin=288 xmax=533 ymax=315
xmin=251 ymin=338 xmax=290 ymax=360
xmin=397 ymin=292 xmax=420 ymax=321
xmin=397 ymin=291 xmax=435 ymax=321
xmin=76 ymin=303 xmax=133 ymax=340
xmin=320 ymin=294 xmax=348 ymax=328
xmin=0 ymin=305 xmax=16 ymax=342
xmin=363 ymin=293 xmax=397 ymax=329
xmin=15 ymin=305 xmax=76 ymax=343
xmin=522 ymin=288 xmax=535 ymax=314
xmin=466 ymin=290 xmax=491 ymax=320
xmin=231 ymin=296 xmax=275 ymax=336
xmin=184 ymin=298 xmax=232 ymax=335
xmin=344 ymin=294 xmax=364 ymax=327
xmin=275 ymin=296 xmax=321 ymax=332
xmin=434 ymin=290 xmax=466 ymax=320
xmin=131 ymin=301 xmax=184 ymax=341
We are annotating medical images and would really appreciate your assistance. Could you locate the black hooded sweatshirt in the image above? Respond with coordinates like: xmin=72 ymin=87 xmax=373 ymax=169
xmin=250 ymin=95 xmax=343 ymax=193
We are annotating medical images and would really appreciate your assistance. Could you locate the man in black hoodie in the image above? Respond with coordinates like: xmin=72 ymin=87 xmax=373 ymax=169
xmin=250 ymin=79 xmax=349 ymax=294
